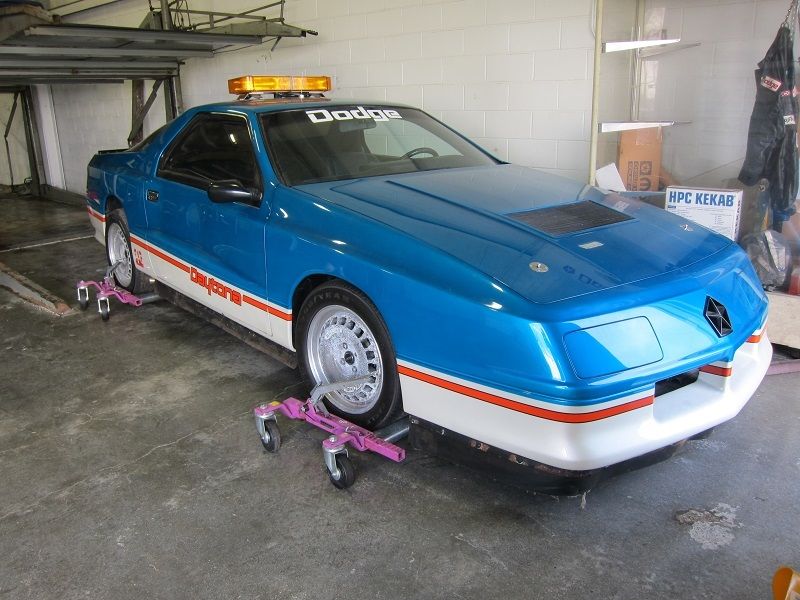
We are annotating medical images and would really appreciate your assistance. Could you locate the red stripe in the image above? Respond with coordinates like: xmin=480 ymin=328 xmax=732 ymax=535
xmin=700 ymin=365 xmax=732 ymax=377
xmin=87 ymin=207 xmax=106 ymax=222
xmin=747 ymin=330 xmax=763 ymax=343
xmin=242 ymin=295 xmax=292 ymax=320
xmin=130 ymin=237 xmax=190 ymax=273
xmin=397 ymin=365 xmax=653 ymax=423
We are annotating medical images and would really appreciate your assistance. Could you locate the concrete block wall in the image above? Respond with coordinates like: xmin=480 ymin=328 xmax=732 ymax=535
xmin=45 ymin=0 xmax=789 ymax=196
xmin=636 ymin=0 xmax=788 ymax=188
xmin=49 ymin=0 xmax=597 ymax=193
xmin=181 ymin=0 xmax=596 ymax=180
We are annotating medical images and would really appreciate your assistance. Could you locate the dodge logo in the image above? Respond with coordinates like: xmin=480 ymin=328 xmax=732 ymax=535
xmin=704 ymin=296 xmax=732 ymax=337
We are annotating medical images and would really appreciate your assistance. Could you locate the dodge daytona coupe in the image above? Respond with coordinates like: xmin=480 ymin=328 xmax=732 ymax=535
xmin=86 ymin=76 xmax=771 ymax=485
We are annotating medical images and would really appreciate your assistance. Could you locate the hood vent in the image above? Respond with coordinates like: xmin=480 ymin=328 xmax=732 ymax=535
xmin=509 ymin=201 xmax=632 ymax=236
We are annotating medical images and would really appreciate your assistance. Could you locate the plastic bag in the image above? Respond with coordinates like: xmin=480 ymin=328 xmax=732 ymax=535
xmin=740 ymin=230 xmax=793 ymax=290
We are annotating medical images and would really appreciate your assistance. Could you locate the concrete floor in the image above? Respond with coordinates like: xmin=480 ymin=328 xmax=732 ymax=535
xmin=1 ymin=194 xmax=798 ymax=600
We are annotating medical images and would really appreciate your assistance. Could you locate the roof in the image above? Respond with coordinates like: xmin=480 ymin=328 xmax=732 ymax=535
xmin=191 ymin=96 xmax=414 ymax=115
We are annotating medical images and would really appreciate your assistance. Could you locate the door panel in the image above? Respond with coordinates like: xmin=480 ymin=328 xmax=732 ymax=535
xmin=142 ymin=112 xmax=272 ymax=337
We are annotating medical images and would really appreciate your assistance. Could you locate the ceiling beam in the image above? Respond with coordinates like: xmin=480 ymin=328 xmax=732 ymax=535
xmin=0 ymin=69 xmax=176 ymax=77
xmin=0 ymin=59 xmax=180 ymax=69
xmin=25 ymin=24 xmax=263 ymax=45
xmin=0 ymin=78 xmax=126 ymax=84
xmin=0 ymin=44 xmax=213 ymax=58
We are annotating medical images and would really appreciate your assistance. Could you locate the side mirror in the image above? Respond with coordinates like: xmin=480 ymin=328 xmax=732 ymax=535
xmin=208 ymin=181 xmax=260 ymax=204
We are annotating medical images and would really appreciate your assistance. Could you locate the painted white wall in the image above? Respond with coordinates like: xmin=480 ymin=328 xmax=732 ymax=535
xmin=0 ymin=93 xmax=31 ymax=187
xmin=637 ymin=0 xmax=790 ymax=188
xmin=48 ymin=0 xmax=597 ymax=193
xmin=40 ymin=0 xmax=796 ymax=195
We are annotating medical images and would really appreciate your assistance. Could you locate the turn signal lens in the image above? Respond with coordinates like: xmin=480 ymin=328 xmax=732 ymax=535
xmin=228 ymin=75 xmax=332 ymax=94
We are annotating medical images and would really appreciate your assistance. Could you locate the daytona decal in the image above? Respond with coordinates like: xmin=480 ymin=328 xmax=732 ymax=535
xmin=306 ymin=106 xmax=403 ymax=123
xmin=190 ymin=266 xmax=242 ymax=305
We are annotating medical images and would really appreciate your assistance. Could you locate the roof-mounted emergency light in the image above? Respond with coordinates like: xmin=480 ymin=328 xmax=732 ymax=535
xmin=228 ymin=75 xmax=331 ymax=99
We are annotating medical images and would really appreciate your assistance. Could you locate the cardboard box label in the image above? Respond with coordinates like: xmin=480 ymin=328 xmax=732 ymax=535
xmin=618 ymin=128 xmax=662 ymax=192
xmin=666 ymin=186 xmax=742 ymax=240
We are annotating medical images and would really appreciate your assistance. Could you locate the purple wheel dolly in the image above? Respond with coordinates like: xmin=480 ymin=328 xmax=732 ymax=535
xmin=76 ymin=261 xmax=159 ymax=321
xmin=253 ymin=377 xmax=409 ymax=489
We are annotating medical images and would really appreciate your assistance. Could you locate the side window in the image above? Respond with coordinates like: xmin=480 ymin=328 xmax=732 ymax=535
xmin=158 ymin=115 xmax=260 ymax=192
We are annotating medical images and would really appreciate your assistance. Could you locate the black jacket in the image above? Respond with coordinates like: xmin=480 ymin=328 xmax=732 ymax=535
xmin=739 ymin=26 xmax=798 ymax=225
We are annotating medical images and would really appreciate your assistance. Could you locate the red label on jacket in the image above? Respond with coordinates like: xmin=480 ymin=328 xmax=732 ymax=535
xmin=761 ymin=76 xmax=782 ymax=91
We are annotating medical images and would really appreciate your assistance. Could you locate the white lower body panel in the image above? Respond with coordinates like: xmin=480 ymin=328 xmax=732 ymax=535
xmin=128 ymin=234 xmax=294 ymax=351
xmin=399 ymin=333 xmax=772 ymax=471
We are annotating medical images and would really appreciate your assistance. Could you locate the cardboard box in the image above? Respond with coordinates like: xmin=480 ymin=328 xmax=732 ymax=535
xmin=665 ymin=186 xmax=743 ymax=240
xmin=617 ymin=127 xmax=662 ymax=192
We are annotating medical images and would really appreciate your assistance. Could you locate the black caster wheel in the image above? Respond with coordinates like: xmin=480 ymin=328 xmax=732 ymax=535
xmin=99 ymin=301 xmax=110 ymax=321
xmin=328 ymin=454 xmax=356 ymax=489
xmin=260 ymin=420 xmax=281 ymax=453
xmin=78 ymin=289 xmax=89 ymax=311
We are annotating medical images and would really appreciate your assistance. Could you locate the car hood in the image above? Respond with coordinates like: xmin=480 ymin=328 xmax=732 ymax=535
xmin=298 ymin=165 xmax=732 ymax=304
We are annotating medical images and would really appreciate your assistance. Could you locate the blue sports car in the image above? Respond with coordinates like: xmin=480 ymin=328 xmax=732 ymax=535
xmin=86 ymin=76 xmax=771 ymax=488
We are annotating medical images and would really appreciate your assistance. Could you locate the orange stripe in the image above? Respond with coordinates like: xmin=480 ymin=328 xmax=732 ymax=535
xmin=130 ymin=237 xmax=190 ymax=273
xmin=267 ymin=305 xmax=292 ymax=320
xmin=242 ymin=295 xmax=292 ymax=320
xmin=131 ymin=237 xmax=292 ymax=319
xmin=397 ymin=364 xmax=653 ymax=423
xmin=700 ymin=365 xmax=732 ymax=377
xmin=87 ymin=207 xmax=106 ymax=222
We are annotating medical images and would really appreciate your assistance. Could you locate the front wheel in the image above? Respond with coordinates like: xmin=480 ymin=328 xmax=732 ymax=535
xmin=296 ymin=281 xmax=403 ymax=430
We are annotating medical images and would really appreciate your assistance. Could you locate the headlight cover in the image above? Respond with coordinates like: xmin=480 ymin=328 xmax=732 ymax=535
xmin=564 ymin=317 xmax=663 ymax=379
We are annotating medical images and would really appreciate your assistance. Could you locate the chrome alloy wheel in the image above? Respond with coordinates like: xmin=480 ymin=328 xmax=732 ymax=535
xmin=106 ymin=222 xmax=133 ymax=288
xmin=305 ymin=304 xmax=384 ymax=415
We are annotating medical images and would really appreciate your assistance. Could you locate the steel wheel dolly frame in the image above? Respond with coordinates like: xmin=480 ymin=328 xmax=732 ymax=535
xmin=253 ymin=377 xmax=408 ymax=489
xmin=76 ymin=261 xmax=159 ymax=321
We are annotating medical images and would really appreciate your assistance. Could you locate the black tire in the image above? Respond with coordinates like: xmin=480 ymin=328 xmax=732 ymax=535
xmin=78 ymin=296 xmax=89 ymax=311
xmin=105 ymin=209 xmax=149 ymax=294
xmin=328 ymin=454 xmax=356 ymax=489
xmin=296 ymin=281 xmax=403 ymax=430
xmin=260 ymin=420 xmax=281 ymax=453
xmin=99 ymin=301 xmax=110 ymax=322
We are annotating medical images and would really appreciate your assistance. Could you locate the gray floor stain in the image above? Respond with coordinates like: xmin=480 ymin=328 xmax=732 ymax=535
xmin=675 ymin=503 xmax=741 ymax=550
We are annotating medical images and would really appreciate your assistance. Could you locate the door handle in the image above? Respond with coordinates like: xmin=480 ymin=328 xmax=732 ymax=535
xmin=146 ymin=189 xmax=159 ymax=202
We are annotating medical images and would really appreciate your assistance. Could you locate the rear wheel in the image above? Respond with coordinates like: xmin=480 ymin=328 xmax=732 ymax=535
xmin=105 ymin=209 xmax=149 ymax=294
xmin=297 ymin=281 xmax=403 ymax=430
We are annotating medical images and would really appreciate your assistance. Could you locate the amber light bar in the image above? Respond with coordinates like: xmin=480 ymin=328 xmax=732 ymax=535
xmin=228 ymin=75 xmax=332 ymax=94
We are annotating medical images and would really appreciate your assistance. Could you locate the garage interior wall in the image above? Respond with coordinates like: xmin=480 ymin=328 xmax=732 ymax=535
xmin=597 ymin=0 xmax=792 ymax=190
xmin=47 ymin=0 xmax=598 ymax=194
xmin=43 ymin=0 xmax=795 ymax=196
xmin=639 ymin=0 xmax=791 ymax=189
xmin=0 ymin=93 xmax=31 ymax=187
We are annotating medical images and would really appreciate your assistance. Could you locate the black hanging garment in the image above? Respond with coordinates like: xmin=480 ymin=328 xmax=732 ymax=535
xmin=738 ymin=26 xmax=799 ymax=229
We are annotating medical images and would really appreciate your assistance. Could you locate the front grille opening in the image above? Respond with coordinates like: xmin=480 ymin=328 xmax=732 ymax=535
xmin=655 ymin=369 xmax=700 ymax=397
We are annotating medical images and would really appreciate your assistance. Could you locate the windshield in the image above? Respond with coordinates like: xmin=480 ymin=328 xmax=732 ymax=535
xmin=261 ymin=106 xmax=498 ymax=186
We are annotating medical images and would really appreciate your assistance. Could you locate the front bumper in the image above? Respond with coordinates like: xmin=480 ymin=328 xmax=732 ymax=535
xmin=400 ymin=333 xmax=772 ymax=472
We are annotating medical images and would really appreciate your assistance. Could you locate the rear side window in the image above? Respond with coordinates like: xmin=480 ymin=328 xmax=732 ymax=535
xmin=158 ymin=114 xmax=260 ymax=191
